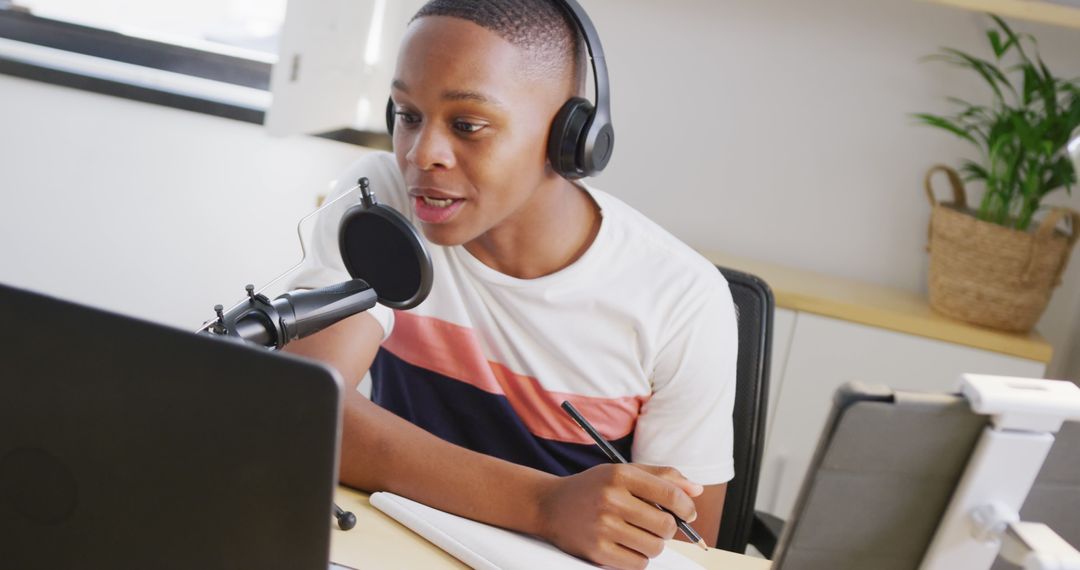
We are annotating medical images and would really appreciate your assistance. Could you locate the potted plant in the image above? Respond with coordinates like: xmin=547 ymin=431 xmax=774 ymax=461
xmin=915 ymin=15 xmax=1080 ymax=333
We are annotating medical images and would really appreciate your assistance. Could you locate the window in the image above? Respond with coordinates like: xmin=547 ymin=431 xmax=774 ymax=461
xmin=0 ymin=0 xmax=414 ymax=146
xmin=11 ymin=0 xmax=287 ymax=57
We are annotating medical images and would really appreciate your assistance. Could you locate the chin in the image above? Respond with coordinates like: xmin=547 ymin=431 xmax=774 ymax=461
xmin=419 ymin=224 xmax=473 ymax=247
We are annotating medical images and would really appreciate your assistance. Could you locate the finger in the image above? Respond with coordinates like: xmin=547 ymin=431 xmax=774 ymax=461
xmin=615 ymin=493 xmax=678 ymax=540
xmin=595 ymin=541 xmax=650 ymax=570
xmin=635 ymin=464 xmax=704 ymax=497
xmin=621 ymin=469 xmax=697 ymax=523
xmin=609 ymin=518 xmax=668 ymax=561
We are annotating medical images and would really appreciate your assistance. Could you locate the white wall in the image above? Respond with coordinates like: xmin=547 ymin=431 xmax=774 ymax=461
xmin=0 ymin=74 xmax=366 ymax=330
xmin=1 ymin=0 xmax=1079 ymax=376
xmin=581 ymin=0 xmax=1080 ymax=378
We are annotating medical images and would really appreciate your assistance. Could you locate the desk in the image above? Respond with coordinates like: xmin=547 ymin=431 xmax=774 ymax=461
xmin=330 ymin=486 xmax=771 ymax=569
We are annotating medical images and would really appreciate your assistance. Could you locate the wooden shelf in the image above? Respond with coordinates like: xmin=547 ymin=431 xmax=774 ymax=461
xmin=702 ymin=250 xmax=1054 ymax=363
xmin=921 ymin=0 xmax=1080 ymax=30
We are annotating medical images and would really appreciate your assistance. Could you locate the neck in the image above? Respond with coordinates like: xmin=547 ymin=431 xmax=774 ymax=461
xmin=463 ymin=176 xmax=601 ymax=280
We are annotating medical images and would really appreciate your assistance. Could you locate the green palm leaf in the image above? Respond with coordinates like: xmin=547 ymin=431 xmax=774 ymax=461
xmin=916 ymin=14 xmax=1080 ymax=228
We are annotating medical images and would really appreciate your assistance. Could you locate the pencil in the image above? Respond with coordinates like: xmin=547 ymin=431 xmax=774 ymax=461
xmin=560 ymin=401 xmax=709 ymax=552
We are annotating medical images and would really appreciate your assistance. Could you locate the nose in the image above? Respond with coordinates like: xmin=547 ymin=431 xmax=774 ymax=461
xmin=403 ymin=123 xmax=456 ymax=171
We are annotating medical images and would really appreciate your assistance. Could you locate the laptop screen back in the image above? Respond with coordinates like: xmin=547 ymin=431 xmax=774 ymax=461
xmin=0 ymin=283 xmax=342 ymax=569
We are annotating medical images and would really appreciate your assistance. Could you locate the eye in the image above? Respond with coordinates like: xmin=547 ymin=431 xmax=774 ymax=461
xmin=453 ymin=120 xmax=487 ymax=134
xmin=395 ymin=110 xmax=421 ymax=126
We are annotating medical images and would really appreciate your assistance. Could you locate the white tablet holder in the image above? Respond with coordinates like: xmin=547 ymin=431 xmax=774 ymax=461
xmin=921 ymin=374 xmax=1080 ymax=570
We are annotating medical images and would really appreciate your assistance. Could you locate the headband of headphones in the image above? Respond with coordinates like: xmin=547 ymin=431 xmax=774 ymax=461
xmin=386 ymin=0 xmax=614 ymax=179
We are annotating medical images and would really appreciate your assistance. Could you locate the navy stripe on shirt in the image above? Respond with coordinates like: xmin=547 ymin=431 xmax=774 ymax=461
xmin=370 ymin=347 xmax=633 ymax=476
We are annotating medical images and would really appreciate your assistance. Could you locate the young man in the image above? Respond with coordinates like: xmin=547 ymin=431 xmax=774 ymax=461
xmin=286 ymin=1 xmax=737 ymax=568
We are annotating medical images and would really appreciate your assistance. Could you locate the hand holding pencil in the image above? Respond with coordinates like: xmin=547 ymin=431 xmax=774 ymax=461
xmin=531 ymin=401 xmax=708 ymax=569
xmin=560 ymin=401 xmax=710 ymax=552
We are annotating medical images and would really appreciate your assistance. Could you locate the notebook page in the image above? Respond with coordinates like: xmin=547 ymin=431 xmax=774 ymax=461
xmin=370 ymin=492 xmax=704 ymax=570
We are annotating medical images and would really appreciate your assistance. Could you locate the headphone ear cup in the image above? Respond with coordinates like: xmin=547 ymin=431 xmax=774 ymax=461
xmin=385 ymin=97 xmax=396 ymax=136
xmin=548 ymin=97 xmax=594 ymax=179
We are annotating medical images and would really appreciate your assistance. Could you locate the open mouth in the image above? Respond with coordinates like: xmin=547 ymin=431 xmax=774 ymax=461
xmin=413 ymin=195 xmax=465 ymax=224
xmin=420 ymin=196 xmax=456 ymax=208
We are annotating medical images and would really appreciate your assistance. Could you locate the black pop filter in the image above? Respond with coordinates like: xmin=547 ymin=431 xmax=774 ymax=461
xmin=338 ymin=178 xmax=433 ymax=310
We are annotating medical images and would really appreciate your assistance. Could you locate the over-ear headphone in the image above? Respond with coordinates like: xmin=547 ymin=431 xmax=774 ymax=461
xmin=385 ymin=0 xmax=614 ymax=180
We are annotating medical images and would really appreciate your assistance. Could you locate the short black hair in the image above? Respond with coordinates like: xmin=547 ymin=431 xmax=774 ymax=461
xmin=412 ymin=0 xmax=584 ymax=87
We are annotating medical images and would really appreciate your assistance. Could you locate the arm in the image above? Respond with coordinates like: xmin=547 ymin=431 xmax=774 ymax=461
xmin=632 ymin=270 xmax=739 ymax=548
xmin=285 ymin=312 xmax=701 ymax=570
xmin=682 ymin=483 xmax=726 ymax=548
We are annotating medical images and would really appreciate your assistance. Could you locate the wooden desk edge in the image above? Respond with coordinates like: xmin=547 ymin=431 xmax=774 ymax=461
xmin=331 ymin=486 xmax=771 ymax=569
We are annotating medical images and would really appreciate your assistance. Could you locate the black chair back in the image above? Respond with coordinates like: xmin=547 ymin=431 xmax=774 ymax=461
xmin=715 ymin=266 xmax=773 ymax=553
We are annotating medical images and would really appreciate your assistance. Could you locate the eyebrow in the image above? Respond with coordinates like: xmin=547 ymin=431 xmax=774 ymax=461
xmin=392 ymin=79 xmax=505 ymax=108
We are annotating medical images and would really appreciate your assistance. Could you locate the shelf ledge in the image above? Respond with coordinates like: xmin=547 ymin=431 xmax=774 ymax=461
xmin=920 ymin=0 xmax=1080 ymax=31
xmin=703 ymin=250 xmax=1054 ymax=364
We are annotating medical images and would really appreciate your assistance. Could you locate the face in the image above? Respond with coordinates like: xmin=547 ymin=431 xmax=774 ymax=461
xmin=389 ymin=16 xmax=573 ymax=246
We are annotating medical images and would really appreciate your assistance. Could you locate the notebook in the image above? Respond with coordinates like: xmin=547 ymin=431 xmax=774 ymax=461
xmin=370 ymin=492 xmax=705 ymax=570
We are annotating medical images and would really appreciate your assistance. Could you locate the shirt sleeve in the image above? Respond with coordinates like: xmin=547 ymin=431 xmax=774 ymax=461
xmin=630 ymin=270 xmax=738 ymax=485
xmin=283 ymin=151 xmax=404 ymax=340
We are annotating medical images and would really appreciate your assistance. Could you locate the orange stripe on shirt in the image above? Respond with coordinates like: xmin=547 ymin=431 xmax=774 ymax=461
xmin=383 ymin=312 xmax=648 ymax=444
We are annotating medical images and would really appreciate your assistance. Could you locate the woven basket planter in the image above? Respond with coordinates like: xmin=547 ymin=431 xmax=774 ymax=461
xmin=925 ymin=165 xmax=1080 ymax=333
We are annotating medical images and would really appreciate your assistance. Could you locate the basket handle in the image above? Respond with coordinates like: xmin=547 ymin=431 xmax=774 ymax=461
xmin=1026 ymin=207 xmax=1080 ymax=286
xmin=925 ymin=165 xmax=968 ymax=251
xmin=924 ymin=164 xmax=968 ymax=209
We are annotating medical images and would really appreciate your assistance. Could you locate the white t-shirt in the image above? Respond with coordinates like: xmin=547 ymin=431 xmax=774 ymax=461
xmin=289 ymin=151 xmax=737 ymax=485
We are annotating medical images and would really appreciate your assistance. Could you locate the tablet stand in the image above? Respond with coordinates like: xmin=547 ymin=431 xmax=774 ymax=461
xmin=921 ymin=374 xmax=1080 ymax=570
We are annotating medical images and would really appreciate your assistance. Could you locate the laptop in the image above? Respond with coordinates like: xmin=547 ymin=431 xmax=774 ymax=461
xmin=0 ymin=283 xmax=344 ymax=569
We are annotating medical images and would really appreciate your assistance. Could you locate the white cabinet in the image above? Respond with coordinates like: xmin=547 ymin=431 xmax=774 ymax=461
xmin=756 ymin=312 xmax=1047 ymax=519
xmin=764 ymin=308 xmax=797 ymax=442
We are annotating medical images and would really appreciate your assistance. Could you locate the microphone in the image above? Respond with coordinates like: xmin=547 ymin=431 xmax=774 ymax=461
xmin=204 ymin=177 xmax=433 ymax=349
xmin=210 ymin=280 xmax=377 ymax=349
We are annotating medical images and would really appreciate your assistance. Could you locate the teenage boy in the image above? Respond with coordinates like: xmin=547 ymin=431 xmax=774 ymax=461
xmin=286 ymin=1 xmax=737 ymax=568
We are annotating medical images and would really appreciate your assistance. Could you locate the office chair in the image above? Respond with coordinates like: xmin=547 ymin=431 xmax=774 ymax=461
xmin=714 ymin=266 xmax=774 ymax=553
